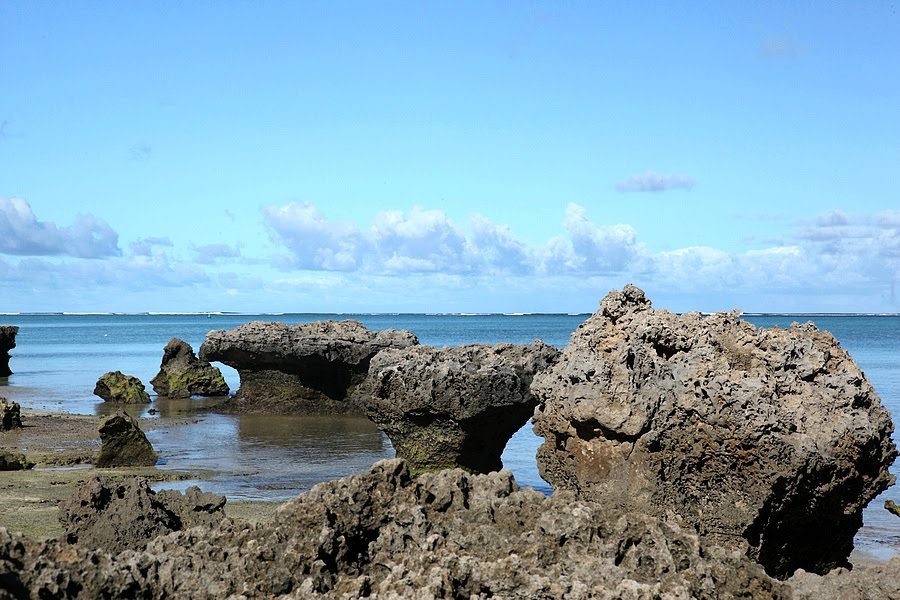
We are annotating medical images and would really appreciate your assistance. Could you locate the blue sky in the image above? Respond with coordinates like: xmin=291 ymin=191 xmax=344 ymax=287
xmin=1 ymin=1 xmax=898 ymax=313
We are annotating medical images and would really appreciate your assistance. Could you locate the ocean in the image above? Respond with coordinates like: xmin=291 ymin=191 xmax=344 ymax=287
xmin=1 ymin=312 xmax=898 ymax=559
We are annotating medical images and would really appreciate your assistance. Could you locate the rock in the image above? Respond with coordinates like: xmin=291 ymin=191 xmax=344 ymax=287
xmin=358 ymin=342 xmax=559 ymax=474
xmin=0 ymin=325 xmax=16 ymax=377
xmin=0 ymin=459 xmax=790 ymax=598
xmin=789 ymin=556 xmax=900 ymax=599
xmin=0 ymin=398 xmax=22 ymax=431
xmin=93 ymin=371 xmax=151 ymax=403
xmin=531 ymin=284 xmax=897 ymax=578
xmin=149 ymin=338 xmax=229 ymax=398
xmin=885 ymin=500 xmax=900 ymax=518
xmin=0 ymin=451 xmax=33 ymax=471
xmin=199 ymin=320 xmax=419 ymax=414
xmin=95 ymin=411 xmax=157 ymax=468
xmin=59 ymin=476 xmax=226 ymax=554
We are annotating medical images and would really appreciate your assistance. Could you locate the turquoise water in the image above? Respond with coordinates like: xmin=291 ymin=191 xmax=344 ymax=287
xmin=1 ymin=312 xmax=898 ymax=558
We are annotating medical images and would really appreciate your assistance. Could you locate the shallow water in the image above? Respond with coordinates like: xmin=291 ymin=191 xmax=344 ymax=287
xmin=0 ymin=312 xmax=897 ymax=557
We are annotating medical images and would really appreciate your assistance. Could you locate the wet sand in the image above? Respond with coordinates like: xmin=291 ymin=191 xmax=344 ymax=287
xmin=0 ymin=411 xmax=281 ymax=540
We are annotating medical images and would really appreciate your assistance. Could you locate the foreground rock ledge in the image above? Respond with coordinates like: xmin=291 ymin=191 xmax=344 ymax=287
xmin=0 ymin=325 xmax=17 ymax=377
xmin=150 ymin=338 xmax=229 ymax=398
xmin=532 ymin=284 xmax=897 ymax=578
xmin=200 ymin=320 xmax=418 ymax=414
xmin=359 ymin=341 xmax=559 ymax=474
xmin=0 ymin=459 xmax=794 ymax=599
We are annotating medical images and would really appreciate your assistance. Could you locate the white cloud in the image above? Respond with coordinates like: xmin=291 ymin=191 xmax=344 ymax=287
xmin=262 ymin=202 xmax=364 ymax=271
xmin=371 ymin=207 xmax=471 ymax=273
xmin=193 ymin=243 xmax=242 ymax=265
xmin=0 ymin=197 xmax=121 ymax=258
xmin=615 ymin=171 xmax=696 ymax=193
xmin=542 ymin=203 xmax=644 ymax=274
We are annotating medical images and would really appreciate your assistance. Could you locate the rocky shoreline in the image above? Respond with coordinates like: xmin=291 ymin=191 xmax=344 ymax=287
xmin=1 ymin=285 xmax=899 ymax=597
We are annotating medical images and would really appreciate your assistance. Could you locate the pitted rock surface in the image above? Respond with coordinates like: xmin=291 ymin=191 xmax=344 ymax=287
xmin=199 ymin=320 xmax=418 ymax=414
xmin=59 ymin=476 xmax=226 ymax=554
xmin=0 ymin=398 xmax=22 ymax=431
xmin=0 ymin=325 xmax=17 ymax=377
xmin=358 ymin=341 xmax=559 ymax=473
xmin=0 ymin=460 xmax=790 ymax=599
xmin=532 ymin=284 xmax=897 ymax=578
xmin=93 ymin=371 xmax=151 ymax=403
xmin=95 ymin=411 xmax=157 ymax=468
xmin=149 ymin=338 xmax=229 ymax=398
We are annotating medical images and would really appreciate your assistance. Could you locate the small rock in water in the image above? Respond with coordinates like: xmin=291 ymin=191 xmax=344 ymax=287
xmin=0 ymin=325 xmax=17 ymax=377
xmin=94 ymin=370 xmax=151 ymax=403
xmin=885 ymin=500 xmax=900 ymax=518
xmin=150 ymin=337 xmax=229 ymax=398
xmin=95 ymin=410 xmax=158 ymax=467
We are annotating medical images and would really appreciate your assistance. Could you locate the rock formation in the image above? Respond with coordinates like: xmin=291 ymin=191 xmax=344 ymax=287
xmin=149 ymin=338 xmax=229 ymax=398
xmin=358 ymin=342 xmax=559 ymax=474
xmin=531 ymin=284 xmax=897 ymax=578
xmin=0 ymin=451 xmax=33 ymax=471
xmin=0 ymin=325 xmax=16 ymax=377
xmin=93 ymin=371 xmax=151 ymax=403
xmin=95 ymin=411 xmax=157 ymax=468
xmin=789 ymin=556 xmax=900 ymax=599
xmin=0 ymin=398 xmax=21 ymax=431
xmin=0 ymin=460 xmax=791 ymax=598
xmin=59 ymin=476 xmax=226 ymax=554
xmin=199 ymin=320 xmax=419 ymax=414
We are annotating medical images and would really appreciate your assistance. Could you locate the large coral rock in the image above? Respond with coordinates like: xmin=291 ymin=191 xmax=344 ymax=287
xmin=532 ymin=284 xmax=897 ymax=578
xmin=0 ymin=460 xmax=790 ymax=598
xmin=149 ymin=338 xmax=229 ymax=398
xmin=95 ymin=411 xmax=157 ymax=468
xmin=359 ymin=342 xmax=559 ymax=474
xmin=789 ymin=557 xmax=900 ymax=599
xmin=93 ymin=371 xmax=151 ymax=403
xmin=199 ymin=320 xmax=418 ymax=414
xmin=0 ymin=325 xmax=16 ymax=377
xmin=59 ymin=476 xmax=226 ymax=554
xmin=0 ymin=398 xmax=22 ymax=431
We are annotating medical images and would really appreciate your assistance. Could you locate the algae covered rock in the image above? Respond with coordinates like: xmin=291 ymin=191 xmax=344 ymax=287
xmin=93 ymin=371 xmax=151 ymax=403
xmin=532 ymin=284 xmax=897 ymax=578
xmin=150 ymin=338 xmax=229 ymax=398
xmin=95 ymin=410 xmax=157 ymax=467
xmin=358 ymin=341 xmax=559 ymax=474
xmin=199 ymin=320 xmax=418 ymax=414
xmin=0 ymin=451 xmax=33 ymax=471
xmin=0 ymin=325 xmax=16 ymax=377
xmin=0 ymin=398 xmax=22 ymax=431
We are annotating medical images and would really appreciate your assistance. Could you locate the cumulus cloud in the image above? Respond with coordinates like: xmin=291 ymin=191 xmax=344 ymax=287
xmin=130 ymin=237 xmax=173 ymax=257
xmin=0 ymin=197 xmax=121 ymax=258
xmin=371 ymin=207 xmax=471 ymax=273
xmin=615 ymin=171 xmax=696 ymax=193
xmin=542 ymin=204 xmax=644 ymax=274
xmin=262 ymin=202 xmax=364 ymax=271
xmin=193 ymin=243 xmax=241 ymax=265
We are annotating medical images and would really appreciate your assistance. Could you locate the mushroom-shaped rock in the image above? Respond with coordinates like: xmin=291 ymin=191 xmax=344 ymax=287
xmin=0 ymin=325 xmax=17 ymax=377
xmin=93 ymin=371 xmax=151 ymax=403
xmin=0 ymin=397 xmax=22 ymax=431
xmin=59 ymin=475 xmax=225 ymax=553
xmin=150 ymin=338 xmax=229 ymax=398
xmin=357 ymin=342 xmax=559 ymax=474
xmin=95 ymin=411 xmax=157 ymax=467
xmin=199 ymin=320 xmax=419 ymax=414
xmin=532 ymin=284 xmax=897 ymax=578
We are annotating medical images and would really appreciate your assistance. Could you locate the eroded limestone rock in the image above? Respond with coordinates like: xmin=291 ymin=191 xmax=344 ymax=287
xmin=0 ymin=460 xmax=790 ymax=599
xmin=0 ymin=398 xmax=22 ymax=431
xmin=358 ymin=341 xmax=559 ymax=474
xmin=59 ymin=476 xmax=226 ymax=554
xmin=150 ymin=338 xmax=229 ymax=398
xmin=531 ymin=284 xmax=897 ymax=578
xmin=95 ymin=411 xmax=157 ymax=468
xmin=93 ymin=371 xmax=151 ymax=404
xmin=199 ymin=320 xmax=418 ymax=414
xmin=0 ymin=326 xmax=17 ymax=377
